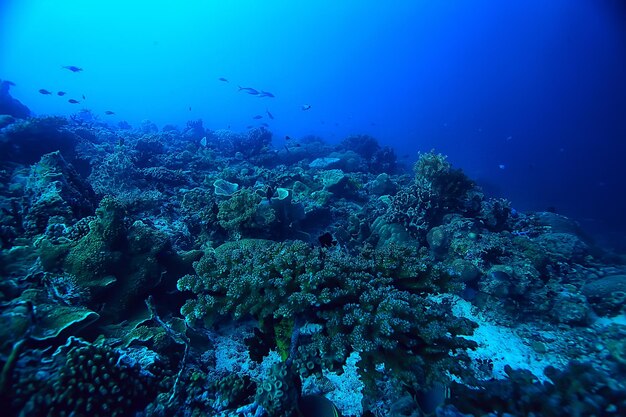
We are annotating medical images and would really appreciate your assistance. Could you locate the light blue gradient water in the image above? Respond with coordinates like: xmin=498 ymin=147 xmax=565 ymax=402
xmin=2 ymin=0 xmax=625 ymax=247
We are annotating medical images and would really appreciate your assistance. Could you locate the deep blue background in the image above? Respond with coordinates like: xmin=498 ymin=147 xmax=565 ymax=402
xmin=1 ymin=0 xmax=625 ymax=248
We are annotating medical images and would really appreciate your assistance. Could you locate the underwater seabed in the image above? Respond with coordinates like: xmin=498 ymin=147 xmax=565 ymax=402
xmin=1 ymin=111 xmax=626 ymax=417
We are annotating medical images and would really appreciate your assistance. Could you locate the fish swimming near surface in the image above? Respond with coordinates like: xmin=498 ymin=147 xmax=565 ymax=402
xmin=218 ymin=77 xmax=229 ymax=82
xmin=238 ymin=86 xmax=259 ymax=95
xmin=57 ymin=91 xmax=66 ymax=96
xmin=68 ymin=99 xmax=80 ymax=104
xmin=39 ymin=89 xmax=53 ymax=95
xmin=62 ymin=65 xmax=83 ymax=72
xmin=253 ymin=115 xmax=263 ymax=120
xmin=82 ymin=94 xmax=86 ymax=100
xmin=301 ymin=104 xmax=312 ymax=111
xmin=259 ymin=91 xmax=275 ymax=98
xmin=104 ymin=110 xmax=115 ymax=115
xmin=266 ymin=109 xmax=274 ymax=119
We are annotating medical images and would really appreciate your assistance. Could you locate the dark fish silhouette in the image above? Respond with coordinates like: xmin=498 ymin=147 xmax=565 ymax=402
xmin=82 ymin=94 xmax=86 ymax=100
xmin=189 ymin=106 xmax=192 ymax=111
xmin=252 ymin=115 xmax=263 ymax=120
xmin=57 ymin=91 xmax=66 ymax=96
xmin=302 ymin=104 xmax=312 ymax=111
xmin=259 ymin=91 xmax=275 ymax=98
xmin=318 ymin=232 xmax=337 ymax=248
xmin=104 ymin=110 xmax=115 ymax=115
xmin=39 ymin=89 xmax=52 ymax=95
xmin=285 ymin=135 xmax=292 ymax=141
xmin=266 ymin=109 xmax=274 ymax=119
xmin=261 ymin=122 xmax=269 ymax=127
xmin=68 ymin=99 xmax=80 ymax=104
xmin=298 ymin=395 xmax=340 ymax=417
xmin=218 ymin=77 xmax=229 ymax=82
xmin=62 ymin=65 xmax=83 ymax=72
xmin=266 ymin=185 xmax=275 ymax=203
xmin=238 ymin=86 xmax=259 ymax=95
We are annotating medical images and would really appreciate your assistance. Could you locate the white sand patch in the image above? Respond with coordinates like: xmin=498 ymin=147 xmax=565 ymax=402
xmin=431 ymin=295 xmax=565 ymax=381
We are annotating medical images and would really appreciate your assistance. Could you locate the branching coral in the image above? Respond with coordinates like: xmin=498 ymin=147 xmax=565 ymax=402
xmin=386 ymin=151 xmax=479 ymax=243
xmin=178 ymin=239 xmax=477 ymax=385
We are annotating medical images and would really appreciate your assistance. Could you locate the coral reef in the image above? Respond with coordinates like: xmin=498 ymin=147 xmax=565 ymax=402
xmin=178 ymin=239 xmax=477 ymax=386
xmin=0 ymin=114 xmax=623 ymax=417
xmin=446 ymin=362 xmax=626 ymax=417
xmin=0 ymin=80 xmax=30 ymax=119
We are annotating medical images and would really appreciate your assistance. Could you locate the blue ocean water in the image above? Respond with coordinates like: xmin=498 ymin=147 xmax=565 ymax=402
xmin=2 ymin=0 xmax=625 ymax=249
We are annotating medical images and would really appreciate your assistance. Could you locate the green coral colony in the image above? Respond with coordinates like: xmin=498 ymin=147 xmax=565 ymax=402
xmin=1 ymin=117 xmax=626 ymax=417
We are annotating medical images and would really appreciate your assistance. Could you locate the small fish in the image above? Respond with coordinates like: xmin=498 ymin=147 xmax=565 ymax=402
xmin=82 ymin=94 xmax=86 ymax=100
xmin=104 ymin=110 xmax=115 ymax=115
xmin=189 ymin=106 xmax=192 ymax=111
xmin=218 ymin=77 xmax=229 ymax=82
xmin=285 ymin=135 xmax=291 ymax=141
xmin=259 ymin=91 xmax=275 ymax=98
xmin=57 ymin=91 xmax=66 ymax=96
xmin=253 ymin=115 xmax=263 ymax=120
xmin=266 ymin=109 xmax=274 ymax=120
xmin=261 ymin=123 xmax=269 ymax=127
xmin=62 ymin=65 xmax=83 ymax=72
xmin=238 ymin=86 xmax=259 ymax=95
xmin=200 ymin=136 xmax=208 ymax=147
xmin=301 ymin=104 xmax=312 ymax=111
xmin=39 ymin=89 xmax=53 ymax=95
xmin=318 ymin=232 xmax=337 ymax=248
xmin=246 ymin=125 xmax=253 ymax=129
xmin=246 ymin=90 xmax=259 ymax=95
xmin=266 ymin=185 xmax=275 ymax=203
xmin=298 ymin=395 xmax=340 ymax=417
xmin=498 ymin=164 xmax=506 ymax=170
xmin=68 ymin=99 xmax=80 ymax=104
